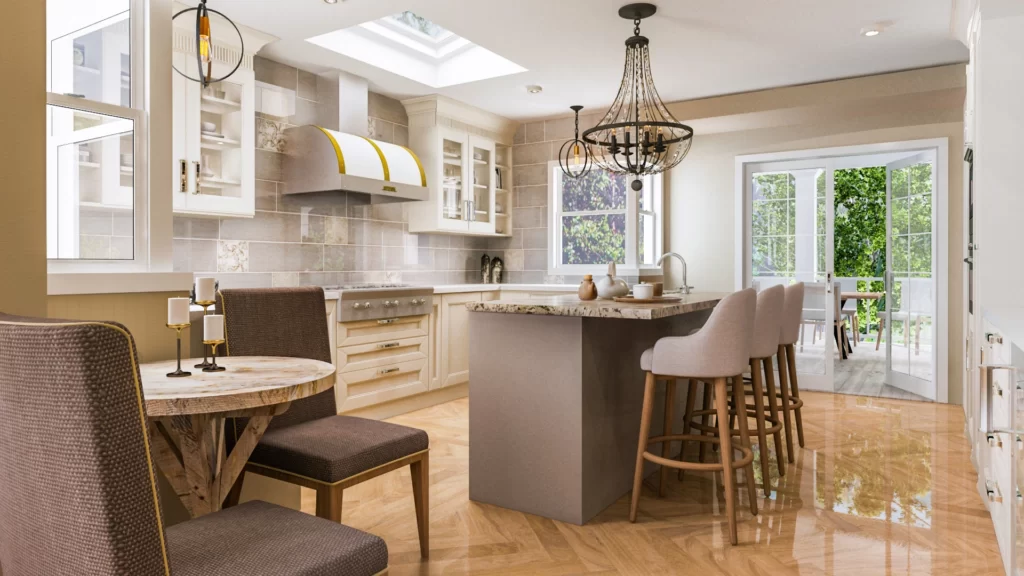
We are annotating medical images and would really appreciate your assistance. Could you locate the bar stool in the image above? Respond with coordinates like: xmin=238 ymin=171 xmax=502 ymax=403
xmin=630 ymin=289 xmax=758 ymax=545
xmin=743 ymin=284 xmax=787 ymax=495
xmin=777 ymin=282 xmax=806 ymax=462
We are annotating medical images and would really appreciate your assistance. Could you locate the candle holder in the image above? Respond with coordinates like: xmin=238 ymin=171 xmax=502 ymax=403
xmin=194 ymin=300 xmax=216 ymax=369
xmin=202 ymin=339 xmax=227 ymax=372
xmin=165 ymin=323 xmax=192 ymax=378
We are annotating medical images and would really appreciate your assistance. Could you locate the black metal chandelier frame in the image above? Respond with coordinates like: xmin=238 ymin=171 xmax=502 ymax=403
xmin=558 ymin=105 xmax=593 ymax=179
xmin=171 ymin=0 xmax=245 ymax=89
xmin=582 ymin=3 xmax=693 ymax=190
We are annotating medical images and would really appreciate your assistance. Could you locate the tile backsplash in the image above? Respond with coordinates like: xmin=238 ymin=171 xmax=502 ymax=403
xmin=172 ymin=56 xmax=502 ymax=289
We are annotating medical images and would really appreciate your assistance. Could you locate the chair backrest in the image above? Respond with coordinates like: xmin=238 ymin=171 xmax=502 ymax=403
xmin=802 ymin=282 xmax=826 ymax=312
xmin=751 ymin=284 xmax=785 ymax=358
xmin=838 ymin=278 xmax=858 ymax=311
xmin=779 ymin=282 xmax=805 ymax=346
xmin=0 ymin=315 xmax=170 ymax=576
xmin=218 ymin=287 xmax=336 ymax=430
xmin=652 ymin=288 xmax=756 ymax=378
xmin=896 ymin=278 xmax=933 ymax=315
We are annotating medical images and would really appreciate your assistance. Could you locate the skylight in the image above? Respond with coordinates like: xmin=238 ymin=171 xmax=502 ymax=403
xmin=306 ymin=11 xmax=526 ymax=89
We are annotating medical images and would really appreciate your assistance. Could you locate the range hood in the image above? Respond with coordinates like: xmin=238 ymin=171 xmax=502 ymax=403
xmin=282 ymin=125 xmax=428 ymax=202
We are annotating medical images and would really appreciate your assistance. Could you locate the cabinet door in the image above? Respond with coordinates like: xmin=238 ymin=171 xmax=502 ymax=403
xmin=468 ymin=135 xmax=496 ymax=234
xmin=172 ymin=51 xmax=200 ymax=210
xmin=428 ymin=295 xmax=443 ymax=390
xmin=440 ymin=293 xmax=481 ymax=388
xmin=438 ymin=127 xmax=470 ymax=230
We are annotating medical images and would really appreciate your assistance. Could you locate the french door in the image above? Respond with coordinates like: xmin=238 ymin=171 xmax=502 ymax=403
xmin=745 ymin=159 xmax=837 ymax=393
xmin=884 ymin=152 xmax=937 ymax=399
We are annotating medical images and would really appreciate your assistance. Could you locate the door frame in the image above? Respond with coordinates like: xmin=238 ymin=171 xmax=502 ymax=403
xmin=735 ymin=138 xmax=950 ymax=403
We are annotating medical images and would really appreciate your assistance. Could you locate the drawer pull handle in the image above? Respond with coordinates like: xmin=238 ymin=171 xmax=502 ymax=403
xmin=987 ymin=333 xmax=1004 ymax=344
xmin=987 ymin=434 xmax=1003 ymax=448
xmin=987 ymin=480 xmax=1003 ymax=503
xmin=377 ymin=367 xmax=400 ymax=376
xmin=377 ymin=318 xmax=397 ymax=325
xmin=377 ymin=342 xmax=400 ymax=350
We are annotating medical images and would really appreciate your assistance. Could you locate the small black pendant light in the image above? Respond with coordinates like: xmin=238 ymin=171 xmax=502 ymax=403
xmin=559 ymin=106 xmax=593 ymax=179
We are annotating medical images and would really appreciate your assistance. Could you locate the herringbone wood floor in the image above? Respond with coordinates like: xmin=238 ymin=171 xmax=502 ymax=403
xmin=305 ymin=392 xmax=1004 ymax=575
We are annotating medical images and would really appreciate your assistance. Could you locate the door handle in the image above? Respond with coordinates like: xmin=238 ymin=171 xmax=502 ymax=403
xmin=826 ymin=272 xmax=833 ymax=293
xmin=179 ymin=160 xmax=188 ymax=193
xmin=192 ymin=161 xmax=201 ymax=195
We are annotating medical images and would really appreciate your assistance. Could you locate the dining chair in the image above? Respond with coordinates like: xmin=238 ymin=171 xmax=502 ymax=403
xmin=218 ymin=287 xmax=430 ymax=559
xmin=799 ymin=282 xmax=827 ymax=351
xmin=876 ymin=278 xmax=932 ymax=354
xmin=0 ymin=313 xmax=388 ymax=576
xmin=631 ymin=289 xmax=759 ymax=545
xmin=741 ymin=284 xmax=787 ymax=492
xmin=837 ymin=278 xmax=859 ymax=346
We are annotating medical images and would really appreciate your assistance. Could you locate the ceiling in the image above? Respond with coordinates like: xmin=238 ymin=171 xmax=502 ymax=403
xmin=216 ymin=0 xmax=968 ymax=121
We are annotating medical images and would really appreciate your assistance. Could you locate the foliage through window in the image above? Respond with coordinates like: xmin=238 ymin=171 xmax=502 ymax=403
xmin=550 ymin=165 xmax=662 ymax=274
xmin=751 ymin=173 xmax=797 ymax=276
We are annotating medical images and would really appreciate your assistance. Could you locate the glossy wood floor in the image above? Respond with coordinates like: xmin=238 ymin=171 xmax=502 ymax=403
xmin=306 ymin=392 xmax=1004 ymax=575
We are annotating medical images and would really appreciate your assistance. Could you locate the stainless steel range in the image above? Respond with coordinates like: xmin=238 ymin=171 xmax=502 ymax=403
xmin=325 ymin=284 xmax=434 ymax=322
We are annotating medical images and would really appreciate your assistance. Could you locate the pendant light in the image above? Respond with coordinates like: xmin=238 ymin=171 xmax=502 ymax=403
xmin=558 ymin=106 xmax=593 ymax=179
xmin=582 ymin=3 xmax=693 ymax=191
xmin=172 ymin=0 xmax=245 ymax=88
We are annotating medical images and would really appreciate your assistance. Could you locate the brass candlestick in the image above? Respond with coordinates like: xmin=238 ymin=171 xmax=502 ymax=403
xmin=194 ymin=300 xmax=216 ymax=369
xmin=166 ymin=323 xmax=192 ymax=378
xmin=202 ymin=339 xmax=226 ymax=372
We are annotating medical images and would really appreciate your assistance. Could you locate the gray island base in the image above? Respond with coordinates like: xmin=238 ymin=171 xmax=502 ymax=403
xmin=468 ymin=293 xmax=727 ymax=525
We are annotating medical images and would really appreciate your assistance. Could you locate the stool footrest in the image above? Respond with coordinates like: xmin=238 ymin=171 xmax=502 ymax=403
xmin=643 ymin=433 xmax=754 ymax=471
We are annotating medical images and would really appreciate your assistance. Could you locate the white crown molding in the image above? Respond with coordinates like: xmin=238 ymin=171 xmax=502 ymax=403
xmin=402 ymin=94 xmax=517 ymax=143
xmin=172 ymin=1 xmax=278 ymax=67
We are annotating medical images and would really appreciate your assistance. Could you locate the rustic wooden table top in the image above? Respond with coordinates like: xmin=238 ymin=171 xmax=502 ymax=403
xmin=140 ymin=356 xmax=336 ymax=417
xmin=841 ymin=291 xmax=884 ymax=300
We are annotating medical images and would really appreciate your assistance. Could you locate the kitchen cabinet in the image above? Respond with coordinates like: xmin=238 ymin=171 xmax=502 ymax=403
xmin=404 ymin=95 xmax=516 ymax=237
xmin=428 ymin=295 xmax=443 ymax=390
xmin=440 ymin=293 xmax=481 ymax=388
xmin=334 ymin=315 xmax=429 ymax=412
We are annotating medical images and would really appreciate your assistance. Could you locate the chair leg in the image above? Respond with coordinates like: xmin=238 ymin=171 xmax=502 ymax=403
xmin=696 ymin=382 xmax=712 ymax=466
xmin=678 ymin=378 xmax=697 ymax=481
xmin=731 ymin=375 xmax=758 ymax=517
xmin=410 ymin=452 xmax=430 ymax=559
xmin=713 ymin=377 xmax=738 ymax=546
xmin=915 ymin=316 xmax=922 ymax=355
xmin=786 ymin=344 xmax=805 ymax=448
xmin=852 ymin=315 xmax=859 ymax=346
xmin=763 ymin=356 xmax=786 ymax=478
xmin=876 ymin=317 xmax=884 ymax=351
xmin=800 ymin=323 xmax=806 ymax=351
xmin=659 ymin=379 xmax=677 ymax=498
xmin=749 ymin=359 xmax=771 ymax=496
xmin=776 ymin=346 xmax=795 ymax=464
xmin=316 ymin=484 xmax=343 ymax=523
xmin=630 ymin=371 xmax=657 ymax=523
xmin=223 ymin=471 xmax=245 ymax=508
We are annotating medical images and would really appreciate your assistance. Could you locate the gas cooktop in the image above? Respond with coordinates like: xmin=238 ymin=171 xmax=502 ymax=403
xmin=325 ymin=284 xmax=434 ymax=322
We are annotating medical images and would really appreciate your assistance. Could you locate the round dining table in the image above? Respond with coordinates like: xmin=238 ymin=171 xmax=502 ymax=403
xmin=140 ymin=356 xmax=335 ymax=517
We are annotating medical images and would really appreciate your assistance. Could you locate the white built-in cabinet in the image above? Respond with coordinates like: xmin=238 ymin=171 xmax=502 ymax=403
xmin=404 ymin=95 xmax=516 ymax=237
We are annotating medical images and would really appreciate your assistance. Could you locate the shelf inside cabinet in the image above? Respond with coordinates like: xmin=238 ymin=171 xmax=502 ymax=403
xmin=201 ymin=134 xmax=241 ymax=150
xmin=443 ymin=158 xmax=462 ymax=167
xmin=201 ymin=95 xmax=243 ymax=114
xmin=80 ymin=201 xmax=132 ymax=212
xmin=200 ymin=177 xmax=242 ymax=189
xmin=78 ymin=161 xmax=101 ymax=169
xmin=496 ymin=164 xmax=510 ymax=170
xmin=473 ymin=184 xmax=488 ymax=189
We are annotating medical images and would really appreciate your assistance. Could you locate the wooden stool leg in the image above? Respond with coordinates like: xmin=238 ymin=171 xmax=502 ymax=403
xmin=696 ymin=382 xmax=712 ymax=465
xmin=678 ymin=378 xmax=697 ymax=480
xmin=776 ymin=346 xmax=795 ymax=464
xmin=411 ymin=452 xmax=430 ymax=559
xmin=316 ymin=485 xmax=343 ymax=523
xmin=749 ymin=359 xmax=771 ymax=496
xmin=786 ymin=344 xmax=805 ymax=448
xmin=630 ymin=371 xmax=657 ymax=523
xmin=876 ymin=317 xmax=884 ymax=351
xmin=763 ymin=356 xmax=786 ymax=478
xmin=659 ymin=379 xmax=677 ymax=497
xmin=731 ymin=375 xmax=758 ymax=517
xmin=713 ymin=377 xmax=738 ymax=545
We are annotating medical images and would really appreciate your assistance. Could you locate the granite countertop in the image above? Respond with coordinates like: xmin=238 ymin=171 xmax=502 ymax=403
xmin=323 ymin=284 xmax=579 ymax=299
xmin=466 ymin=292 xmax=728 ymax=320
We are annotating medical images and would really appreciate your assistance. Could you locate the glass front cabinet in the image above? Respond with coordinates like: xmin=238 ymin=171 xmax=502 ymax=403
xmin=171 ymin=26 xmax=256 ymax=218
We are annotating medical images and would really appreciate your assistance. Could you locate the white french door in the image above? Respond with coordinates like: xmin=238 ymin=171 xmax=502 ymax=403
xmin=884 ymin=151 xmax=938 ymax=400
xmin=744 ymin=159 xmax=836 ymax=392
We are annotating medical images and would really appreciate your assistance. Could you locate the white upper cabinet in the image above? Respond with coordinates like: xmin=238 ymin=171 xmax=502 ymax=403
xmin=404 ymin=95 xmax=516 ymax=237
xmin=171 ymin=16 xmax=274 ymax=218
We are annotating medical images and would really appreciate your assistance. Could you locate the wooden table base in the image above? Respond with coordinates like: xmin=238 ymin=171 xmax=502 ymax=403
xmin=148 ymin=404 xmax=285 ymax=517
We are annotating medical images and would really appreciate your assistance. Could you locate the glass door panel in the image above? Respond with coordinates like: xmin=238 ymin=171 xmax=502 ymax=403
xmin=470 ymin=140 xmax=493 ymax=228
xmin=885 ymin=152 xmax=936 ymax=400
xmin=748 ymin=161 xmax=834 ymax=392
xmin=440 ymin=133 xmax=467 ymax=225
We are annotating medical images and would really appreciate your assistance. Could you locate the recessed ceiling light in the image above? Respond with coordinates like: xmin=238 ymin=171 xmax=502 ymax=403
xmin=526 ymin=85 xmax=543 ymax=94
xmin=860 ymin=21 xmax=891 ymax=37
xmin=862 ymin=28 xmax=880 ymax=37
xmin=324 ymin=0 xmax=338 ymax=4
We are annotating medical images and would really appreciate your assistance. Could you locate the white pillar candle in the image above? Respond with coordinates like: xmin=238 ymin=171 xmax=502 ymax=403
xmin=196 ymin=277 xmax=216 ymax=303
xmin=204 ymin=314 xmax=225 ymax=342
xmin=167 ymin=298 xmax=190 ymax=326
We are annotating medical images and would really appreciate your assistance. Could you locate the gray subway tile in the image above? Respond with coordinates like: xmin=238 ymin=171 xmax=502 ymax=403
xmin=173 ymin=216 xmax=220 ymax=239
xmin=255 ymin=149 xmax=282 ymax=182
xmin=254 ymin=56 xmax=297 ymax=90
xmin=255 ymin=180 xmax=277 ymax=211
xmin=524 ymin=249 xmax=547 ymax=271
xmin=249 ymin=242 xmax=323 ymax=272
xmin=297 ymin=69 xmax=318 ymax=101
xmin=368 ymin=92 xmax=408 ymax=125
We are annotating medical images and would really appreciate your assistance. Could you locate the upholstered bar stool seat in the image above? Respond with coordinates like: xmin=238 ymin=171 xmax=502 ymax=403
xmin=167 ymin=501 xmax=388 ymax=576
xmin=630 ymin=289 xmax=759 ymax=546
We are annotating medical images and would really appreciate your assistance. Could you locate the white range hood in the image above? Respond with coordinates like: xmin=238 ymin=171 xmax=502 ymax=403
xmin=283 ymin=125 xmax=428 ymax=202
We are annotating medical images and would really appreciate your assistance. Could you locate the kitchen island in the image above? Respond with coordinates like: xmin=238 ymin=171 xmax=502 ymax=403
xmin=467 ymin=293 xmax=727 ymax=524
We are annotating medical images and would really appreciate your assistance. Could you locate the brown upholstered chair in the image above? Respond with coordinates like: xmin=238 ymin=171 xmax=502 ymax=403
xmin=0 ymin=314 xmax=388 ymax=576
xmin=218 ymin=287 xmax=430 ymax=559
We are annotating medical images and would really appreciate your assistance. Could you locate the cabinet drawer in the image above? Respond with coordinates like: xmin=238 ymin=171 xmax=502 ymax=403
xmin=337 ymin=315 xmax=428 ymax=347
xmin=339 ymin=336 xmax=427 ymax=373
xmin=337 ymin=358 xmax=428 ymax=411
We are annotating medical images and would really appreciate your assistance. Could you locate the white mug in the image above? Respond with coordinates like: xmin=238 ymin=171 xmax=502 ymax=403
xmin=633 ymin=283 xmax=655 ymax=300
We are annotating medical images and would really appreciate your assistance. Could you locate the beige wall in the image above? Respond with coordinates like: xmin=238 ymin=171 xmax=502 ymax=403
xmin=663 ymin=65 xmax=966 ymax=403
xmin=1 ymin=0 xmax=47 ymax=317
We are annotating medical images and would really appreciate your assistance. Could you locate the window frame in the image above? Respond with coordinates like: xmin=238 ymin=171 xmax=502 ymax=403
xmin=45 ymin=0 xmax=149 ymax=272
xmin=548 ymin=161 xmax=663 ymax=276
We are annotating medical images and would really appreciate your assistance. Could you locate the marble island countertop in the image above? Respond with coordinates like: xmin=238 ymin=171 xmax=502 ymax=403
xmin=466 ymin=292 xmax=728 ymax=320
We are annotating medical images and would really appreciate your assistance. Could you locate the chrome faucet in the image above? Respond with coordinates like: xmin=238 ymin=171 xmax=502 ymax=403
xmin=657 ymin=252 xmax=693 ymax=295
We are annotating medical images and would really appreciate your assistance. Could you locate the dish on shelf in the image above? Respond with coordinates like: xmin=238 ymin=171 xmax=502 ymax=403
xmin=201 ymin=131 xmax=224 ymax=138
xmin=201 ymin=121 xmax=217 ymax=132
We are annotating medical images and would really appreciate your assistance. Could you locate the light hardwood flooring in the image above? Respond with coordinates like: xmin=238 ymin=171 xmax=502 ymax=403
xmin=305 ymin=392 xmax=1002 ymax=575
